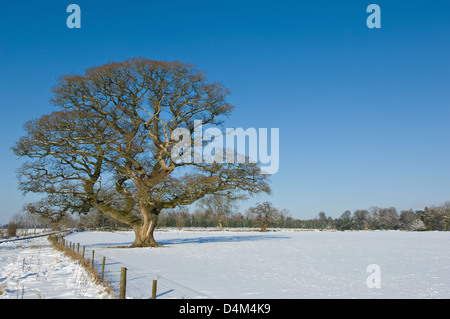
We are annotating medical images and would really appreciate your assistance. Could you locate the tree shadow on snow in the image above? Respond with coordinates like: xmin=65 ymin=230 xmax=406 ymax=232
xmin=76 ymin=234 xmax=290 ymax=248
xmin=158 ymin=234 xmax=290 ymax=246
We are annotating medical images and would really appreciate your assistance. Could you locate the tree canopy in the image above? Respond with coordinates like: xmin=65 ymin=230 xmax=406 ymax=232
xmin=13 ymin=57 xmax=271 ymax=246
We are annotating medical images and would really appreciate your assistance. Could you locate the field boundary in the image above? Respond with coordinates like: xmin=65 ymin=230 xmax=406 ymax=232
xmin=47 ymin=234 xmax=115 ymax=298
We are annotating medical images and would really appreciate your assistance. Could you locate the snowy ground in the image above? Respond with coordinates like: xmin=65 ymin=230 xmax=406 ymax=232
xmin=1 ymin=229 xmax=450 ymax=299
xmin=0 ymin=236 xmax=111 ymax=299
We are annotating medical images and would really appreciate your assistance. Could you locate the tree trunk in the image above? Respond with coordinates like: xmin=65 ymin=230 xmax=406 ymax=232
xmin=259 ymin=223 xmax=268 ymax=232
xmin=132 ymin=209 xmax=160 ymax=247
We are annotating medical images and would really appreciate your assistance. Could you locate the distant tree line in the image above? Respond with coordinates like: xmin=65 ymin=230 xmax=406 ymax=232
xmin=0 ymin=211 xmax=79 ymax=238
xmin=76 ymin=200 xmax=450 ymax=232
xmin=3 ymin=198 xmax=450 ymax=236
xmin=286 ymin=204 xmax=449 ymax=231
xmin=155 ymin=202 xmax=450 ymax=231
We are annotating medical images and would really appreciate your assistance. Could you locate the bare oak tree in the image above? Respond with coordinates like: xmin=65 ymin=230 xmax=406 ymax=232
xmin=197 ymin=195 xmax=237 ymax=230
xmin=247 ymin=202 xmax=281 ymax=232
xmin=13 ymin=58 xmax=270 ymax=246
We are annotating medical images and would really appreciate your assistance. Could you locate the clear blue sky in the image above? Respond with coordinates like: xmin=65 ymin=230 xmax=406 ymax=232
xmin=1 ymin=0 xmax=449 ymax=224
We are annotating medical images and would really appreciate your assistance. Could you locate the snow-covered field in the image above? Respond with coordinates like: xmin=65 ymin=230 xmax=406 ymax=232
xmin=0 ymin=235 xmax=111 ymax=299
xmin=2 ymin=229 xmax=450 ymax=299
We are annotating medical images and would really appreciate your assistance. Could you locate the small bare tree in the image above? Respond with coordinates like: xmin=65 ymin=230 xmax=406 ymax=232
xmin=197 ymin=195 xmax=237 ymax=230
xmin=246 ymin=202 xmax=281 ymax=232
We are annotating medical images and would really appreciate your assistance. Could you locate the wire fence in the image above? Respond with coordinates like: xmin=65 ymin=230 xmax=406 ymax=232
xmin=54 ymin=234 xmax=205 ymax=299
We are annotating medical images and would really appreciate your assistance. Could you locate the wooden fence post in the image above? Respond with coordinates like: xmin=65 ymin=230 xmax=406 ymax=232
xmin=152 ymin=280 xmax=157 ymax=299
xmin=91 ymin=250 xmax=95 ymax=268
xmin=101 ymin=256 xmax=106 ymax=282
xmin=82 ymin=246 xmax=85 ymax=259
xmin=76 ymin=243 xmax=80 ymax=253
xmin=119 ymin=267 xmax=127 ymax=299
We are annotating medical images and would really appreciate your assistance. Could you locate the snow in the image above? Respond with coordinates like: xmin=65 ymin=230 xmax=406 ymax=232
xmin=0 ymin=236 xmax=111 ymax=299
xmin=2 ymin=229 xmax=450 ymax=299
